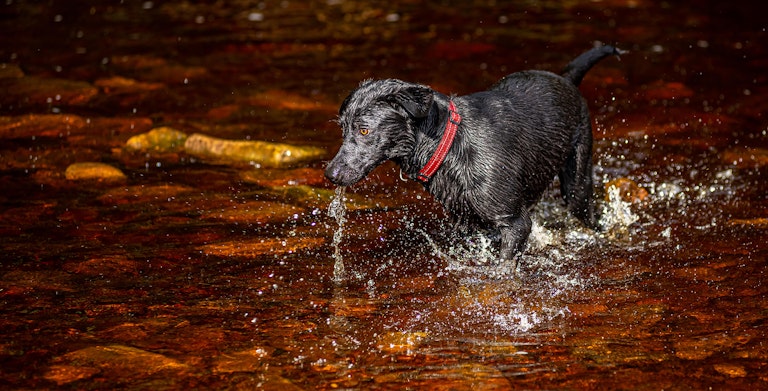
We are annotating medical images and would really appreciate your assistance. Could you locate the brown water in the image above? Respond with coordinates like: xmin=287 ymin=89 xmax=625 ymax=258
xmin=1 ymin=1 xmax=767 ymax=389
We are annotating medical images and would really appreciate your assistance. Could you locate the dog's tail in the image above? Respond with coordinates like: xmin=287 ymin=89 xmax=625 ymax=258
xmin=561 ymin=44 xmax=625 ymax=86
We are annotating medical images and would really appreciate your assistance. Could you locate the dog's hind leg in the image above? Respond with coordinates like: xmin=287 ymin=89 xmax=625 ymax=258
xmin=495 ymin=209 xmax=532 ymax=269
xmin=559 ymin=120 xmax=599 ymax=230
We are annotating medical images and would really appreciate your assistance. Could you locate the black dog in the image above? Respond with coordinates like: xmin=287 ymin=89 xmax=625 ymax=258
xmin=326 ymin=45 xmax=622 ymax=265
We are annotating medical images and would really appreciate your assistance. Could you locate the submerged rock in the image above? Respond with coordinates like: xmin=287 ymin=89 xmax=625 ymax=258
xmin=0 ymin=114 xmax=86 ymax=139
xmin=44 ymin=345 xmax=188 ymax=386
xmin=571 ymin=337 xmax=668 ymax=365
xmin=728 ymin=217 xmax=768 ymax=228
xmin=62 ymin=254 xmax=140 ymax=278
xmin=201 ymin=200 xmax=304 ymax=224
xmin=94 ymin=76 xmax=165 ymax=94
xmin=673 ymin=332 xmax=748 ymax=360
xmin=228 ymin=369 xmax=304 ymax=390
xmin=240 ymin=167 xmax=326 ymax=187
xmin=265 ymin=185 xmax=385 ymax=210
xmin=183 ymin=133 xmax=325 ymax=168
xmin=109 ymin=54 xmax=208 ymax=84
xmin=0 ymin=63 xmax=24 ymax=79
xmin=713 ymin=363 xmax=747 ymax=378
xmin=2 ymin=270 xmax=76 ymax=293
xmin=65 ymin=162 xmax=127 ymax=182
xmin=124 ymin=126 xmax=188 ymax=153
xmin=374 ymin=363 xmax=509 ymax=390
xmin=199 ymin=236 xmax=325 ymax=257
xmin=722 ymin=147 xmax=768 ymax=168
xmin=247 ymin=89 xmax=338 ymax=112
xmin=0 ymin=75 xmax=98 ymax=106
xmin=376 ymin=331 xmax=429 ymax=354
xmin=212 ymin=347 xmax=272 ymax=374
xmin=97 ymin=184 xmax=196 ymax=205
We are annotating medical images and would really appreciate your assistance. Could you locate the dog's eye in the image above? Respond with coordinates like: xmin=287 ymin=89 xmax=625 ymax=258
xmin=359 ymin=128 xmax=370 ymax=136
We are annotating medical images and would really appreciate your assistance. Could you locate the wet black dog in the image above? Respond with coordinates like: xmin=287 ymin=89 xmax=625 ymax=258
xmin=326 ymin=45 xmax=622 ymax=265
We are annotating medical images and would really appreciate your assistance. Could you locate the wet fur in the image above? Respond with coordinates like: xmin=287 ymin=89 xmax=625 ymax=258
xmin=326 ymin=45 xmax=622 ymax=263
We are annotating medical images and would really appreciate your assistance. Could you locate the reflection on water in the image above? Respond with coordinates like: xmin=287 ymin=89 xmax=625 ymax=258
xmin=1 ymin=0 xmax=767 ymax=389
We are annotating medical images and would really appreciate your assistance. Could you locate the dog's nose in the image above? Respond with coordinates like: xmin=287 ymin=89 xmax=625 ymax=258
xmin=324 ymin=163 xmax=342 ymax=184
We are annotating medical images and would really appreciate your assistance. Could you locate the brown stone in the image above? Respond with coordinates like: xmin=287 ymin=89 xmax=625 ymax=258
xmin=201 ymin=200 xmax=304 ymax=224
xmin=722 ymin=147 xmax=768 ymax=168
xmin=124 ymin=126 xmax=188 ymax=153
xmin=228 ymin=369 xmax=304 ymax=391
xmin=0 ymin=76 xmax=97 ymax=106
xmin=240 ymin=167 xmax=327 ymax=187
xmin=672 ymin=266 xmax=727 ymax=282
xmin=109 ymin=54 xmax=208 ymax=84
xmin=265 ymin=185 xmax=387 ymax=211
xmin=62 ymin=255 xmax=140 ymax=277
xmin=247 ymin=89 xmax=337 ymax=112
xmin=376 ymin=331 xmax=429 ymax=354
xmin=65 ymin=162 xmax=127 ymax=182
xmin=183 ymin=133 xmax=326 ymax=168
xmin=673 ymin=333 xmax=747 ymax=360
xmin=198 ymin=236 xmax=326 ymax=257
xmin=0 ymin=63 xmax=24 ymax=79
xmin=212 ymin=347 xmax=272 ymax=374
xmin=44 ymin=365 xmax=100 ymax=386
xmin=45 ymin=345 xmax=188 ymax=386
xmin=0 ymin=114 xmax=86 ymax=139
xmin=713 ymin=363 xmax=747 ymax=378
xmin=2 ymin=270 xmax=76 ymax=292
xmin=97 ymin=184 xmax=196 ymax=205
xmin=571 ymin=337 xmax=669 ymax=365
xmin=94 ymin=76 xmax=165 ymax=93
xmin=728 ymin=217 xmax=768 ymax=227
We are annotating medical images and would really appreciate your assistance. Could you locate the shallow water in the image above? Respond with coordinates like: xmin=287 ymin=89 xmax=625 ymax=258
xmin=1 ymin=0 xmax=767 ymax=389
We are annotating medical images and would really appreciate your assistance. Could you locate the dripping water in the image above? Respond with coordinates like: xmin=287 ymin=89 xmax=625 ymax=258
xmin=328 ymin=186 xmax=347 ymax=283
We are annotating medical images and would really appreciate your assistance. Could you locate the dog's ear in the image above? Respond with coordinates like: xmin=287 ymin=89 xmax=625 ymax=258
xmin=390 ymin=86 xmax=434 ymax=119
xmin=338 ymin=93 xmax=352 ymax=116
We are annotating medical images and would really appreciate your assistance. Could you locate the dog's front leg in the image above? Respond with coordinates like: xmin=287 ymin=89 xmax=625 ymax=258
xmin=495 ymin=209 xmax=532 ymax=270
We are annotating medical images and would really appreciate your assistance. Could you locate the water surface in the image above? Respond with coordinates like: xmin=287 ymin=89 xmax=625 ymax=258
xmin=1 ymin=1 xmax=766 ymax=389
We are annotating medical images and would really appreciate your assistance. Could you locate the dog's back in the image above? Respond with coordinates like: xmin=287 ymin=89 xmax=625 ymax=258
xmin=447 ymin=46 xmax=621 ymax=235
xmin=454 ymin=71 xmax=587 ymax=212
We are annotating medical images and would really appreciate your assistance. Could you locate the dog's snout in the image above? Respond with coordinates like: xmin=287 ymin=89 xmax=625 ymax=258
xmin=324 ymin=163 xmax=342 ymax=184
xmin=325 ymin=159 xmax=351 ymax=185
xmin=325 ymin=158 xmax=362 ymax=186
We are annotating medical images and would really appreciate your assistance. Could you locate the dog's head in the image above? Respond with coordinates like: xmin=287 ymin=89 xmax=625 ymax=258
xmin=325 ymin=79 xmax=434 ymax=186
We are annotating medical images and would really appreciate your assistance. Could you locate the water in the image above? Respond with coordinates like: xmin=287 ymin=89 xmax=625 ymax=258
xmin=1 ymin=0 xmax=767 ymax=389
xmin=328 ymin=186 xmax=347 ymax=283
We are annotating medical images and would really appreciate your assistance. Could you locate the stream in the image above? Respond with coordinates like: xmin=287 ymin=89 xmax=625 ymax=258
xmin=1 ymin=1 xmax=766 ymax=389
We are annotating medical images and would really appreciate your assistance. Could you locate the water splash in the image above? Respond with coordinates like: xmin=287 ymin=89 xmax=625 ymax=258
xmin=601 ymin=184 xmax=640 ymax=233
xmin=408 ymin=192 xmax=643 ymax=335
xmin=328 ymin=186 xmax=347 ymax=283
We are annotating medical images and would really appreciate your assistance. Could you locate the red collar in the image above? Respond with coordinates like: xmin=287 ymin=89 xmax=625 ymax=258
xmin=417 ymin=101 xmax=461 ymax=182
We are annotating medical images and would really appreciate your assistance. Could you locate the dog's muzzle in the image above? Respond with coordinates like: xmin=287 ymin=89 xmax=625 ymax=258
xmin=325 ymin=160 xmax=364 ymax=186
